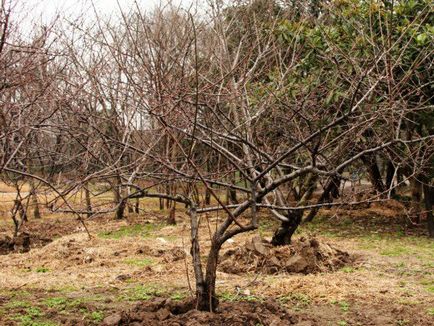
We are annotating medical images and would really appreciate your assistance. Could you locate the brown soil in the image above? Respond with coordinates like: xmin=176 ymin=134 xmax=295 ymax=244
xmin=0 ymin=232 xmax=51 ymax=255
xmin=102 ymin=298 xmax=295 ymax=326
xmin=220 ymin=236 xmax=353 ymax=275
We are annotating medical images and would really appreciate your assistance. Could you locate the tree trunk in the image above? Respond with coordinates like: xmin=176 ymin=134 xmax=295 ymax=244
xmin=166 ymin=206 xmax=176 ymax=225
xmin=29 ymin=179 xmax=41 ymax=219
xmin=197 ymin=241 xmax=220 ymax=312
xmin=410 ymin=178 xmax=422 ymax=224
xmin=134 ymin=198 xmax=140 ymax=213
xmin=205 ymin=187 xmax=211 ymax=205
xmin=385 ymin=161 xmax=396 ymax=196
xmin=304 ymin=176 xmax=340 ymax=223
xmin=115 ymin=199 xmax=127 ymax=220
xmin=271 ymin=211 xmax=303 ymax=246
xmin=112 ymin=177 xmax=125 ymax=220
xmin=84 ymin=183 xmax=92 ymax=218
xmin=422 ymin=183 xmax=434 ymax=238
xmin=361 ymin=154 xmax=386 ymax=194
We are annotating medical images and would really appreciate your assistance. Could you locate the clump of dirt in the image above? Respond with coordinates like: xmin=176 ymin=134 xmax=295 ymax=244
xmin=102 ymin=297 xmax=295 ymax=326
xmin=219 ymin=236 xmax=352 ymax=275
xmin=0 ymin=232 xmax=51 ymax=255
xmin=149 ymin=247 xmax=187 ymax=263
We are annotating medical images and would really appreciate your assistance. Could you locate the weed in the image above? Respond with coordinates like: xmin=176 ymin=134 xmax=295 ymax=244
xmin=340 ymin=267 xmax=355 ymax=273
xmin=420 ymin=279 xmax=434 ymax=293
xmin=124 ymin=258 xmax=154 ymax=267
xmin=122 ymin=284 xmax=162 ymax=301
xmin=5 ymin=300 xmax=31 ymax=309
xmin=278 ymin=293 xmax=311 ymax=309
xmin=98 ymin=223 xmax=162 ymax=239
xmin=427 ymin=308 xmax=434 ymax=316
xmin=331 ymin=300 xmax=350 ymax=312
xmin=219 ymin=291 xmax=262 ymax=303
xmin=35 ymin=267 xmax=50 ymax=273
xmin=219 ymin=291 xmax=238 ymax=302
xmin=90 ymin=311 xmax=104 ymax=322
xmin=170 ymin=291 xmax=187 ymax=301
xmin=339 ymin=301 xmax=350 ymax=312
xmin=12 ymin=307 xmax=47 ymax=326
xmin=43 ymin=297 xmax=67 ymax=309
xmin=380 ymin=246 xmax=409 ymax=257
xmin=337 ymin=321 xmax=347 ymax=326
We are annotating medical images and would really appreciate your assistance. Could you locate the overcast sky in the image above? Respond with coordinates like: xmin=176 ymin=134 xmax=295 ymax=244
xmin=13 ymin=0 xmax=195 ymax=31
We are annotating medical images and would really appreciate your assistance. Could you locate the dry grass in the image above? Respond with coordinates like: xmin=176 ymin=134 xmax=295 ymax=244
xmin=0 ymin=199 xmax=433 ymax=325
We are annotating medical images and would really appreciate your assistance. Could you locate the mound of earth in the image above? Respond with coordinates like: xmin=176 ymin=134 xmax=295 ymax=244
xmin=102 ymin=297 xmax=295 ymax=326
xmin=219 ymin=236 xmax=352 ymax=275
xmin=0 ymin=232 xmax=51 ymax=255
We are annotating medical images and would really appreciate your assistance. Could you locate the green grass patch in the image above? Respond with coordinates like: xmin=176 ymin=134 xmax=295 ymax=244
xmin=420 ymin=279 xmax=434 ymax=293
xmin=42 ymin=297 xmax=67 ymax=309
xmin=278 ymin=293 xmax=311 ymax=310
xmin=5 ymin=300 xmax=31 ymax=309
xmin=380 ymin=246 xmax=410 ymax=257
xmin=89 ymin=311 xmax=104 ymax=323
xmin=98 ymin=223 xmax=162 ymax=239
xmin=331 ymin=300 xmax=350 ymax=312
xmin=11 ymin=306 xmax=57 ymax=326
xmin=219 ymin=291 xmax=263 ymax=303
xmin=121 ymin=284 xmax=163 ymax=301
xmin=123 ymin=258 xmax=154 ymax=267
xmin=169 ymin=291 xmax=188 ymax=301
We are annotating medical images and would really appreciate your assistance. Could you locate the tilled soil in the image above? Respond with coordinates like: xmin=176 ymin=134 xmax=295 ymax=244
xmin=220 ymin=236 xmax=353 ymax=274
xmin=0 ymin=232 xmax=52 ymax=255
xmin=102 ymin=298 xmax=295 ymax=326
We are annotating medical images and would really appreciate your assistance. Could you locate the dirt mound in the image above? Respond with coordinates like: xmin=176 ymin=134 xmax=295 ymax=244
xmin=102 ymin=297 xmax=295 ymax=326
xmin=149 ymin=247 xmax=187 ymax=263
xmin=0 ymin=232 xmax=51 ymax=255
xmin=219 ymin=236 xmax=352 ymax=275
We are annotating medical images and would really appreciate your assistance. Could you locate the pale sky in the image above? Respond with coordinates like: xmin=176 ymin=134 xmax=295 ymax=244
xmin=12 ymin=0 xmax=195 ymax=32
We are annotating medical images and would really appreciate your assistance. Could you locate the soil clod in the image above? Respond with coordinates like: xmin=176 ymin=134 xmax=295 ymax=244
xmin=220 ymin=236 xmax=353 ymax=275
xmin=105 ymin=298 xmax=294 ymax=326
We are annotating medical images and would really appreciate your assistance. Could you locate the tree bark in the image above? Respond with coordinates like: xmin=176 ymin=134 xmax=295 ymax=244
xmin=29 ymin=179 xmax=41 ymax=219
xmin=304 ymin=176 xmax=340 ymax=223
xmin=410 ymin=178 xmax=422 ymax=224
xmin=422 ymin=183 xmax=434 ymax=238
xmin=84 ymin=183 xmax=92 ymax=218
xmin=197 ymin=240 xmax=220 ymax=312
xmin=134 ymin=198 xmax=140 ymax=213
xmin=385 ymin=161 xmax=396 ymax=196
xmin=361 ymin=154 xmax=386 ymax=194
xmin=271 ymin=211 xmax=303 ymax=245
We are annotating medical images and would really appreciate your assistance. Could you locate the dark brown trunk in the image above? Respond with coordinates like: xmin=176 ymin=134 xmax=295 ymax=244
xmin=197 ymin=241 xmax=220 ymax=311
xmin=84 ymin=184 xmax=92 ymax=218
xmin=385 ymin=161 xmax=396 ymax=196
xmin=304 ymin=176 xmax=340 ymax=223
xmin=134 ymin=198 xmax=140 ymax=213
xmin=410 ymin=178 xmax=422 ymax=224
xmin=422 ymin=183 xmax=434 ymax=238
xmin=271 ymin=211 xmax=303 ymax=246
xmin=205 ymin=187 xmax=211 ymax=205
xmin=115 ymin=199 xmax=126 ymax=220
xmin=166 ymin=206 xmax=176 ymax=225
xmin=361 ymin=154 xmax=386 ymax=194
xmin=29 ymin=179 xmax=41 ymax=219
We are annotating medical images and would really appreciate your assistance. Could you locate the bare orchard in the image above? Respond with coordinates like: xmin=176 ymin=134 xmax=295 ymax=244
xmin=0 ymin=0 xmax=433 ymax=325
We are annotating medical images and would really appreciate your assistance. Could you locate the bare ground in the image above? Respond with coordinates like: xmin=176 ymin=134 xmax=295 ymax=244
xmin=0 ymin=205 xmax=433 ymax=326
